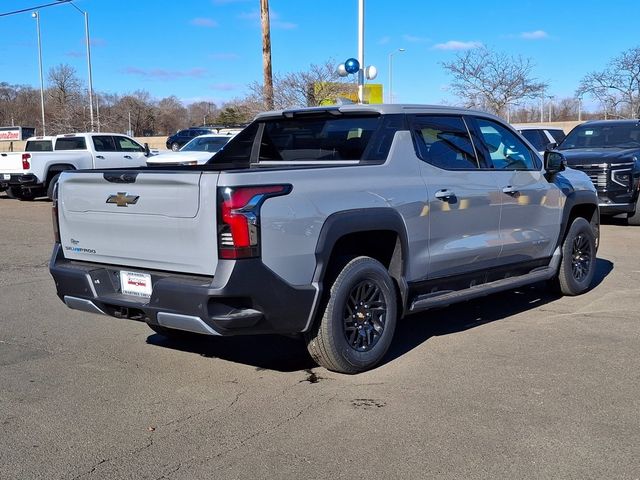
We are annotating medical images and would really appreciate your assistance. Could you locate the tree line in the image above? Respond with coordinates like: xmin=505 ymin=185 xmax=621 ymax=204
xmin=1 ymin=46 xmax=638 ymax=136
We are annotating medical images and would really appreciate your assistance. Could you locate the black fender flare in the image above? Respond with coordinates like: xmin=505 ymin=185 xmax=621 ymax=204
xmin=556 ymin=189 xmax=600 ymax=251
xmin=312 ymin=207 xmax=411 ymax=313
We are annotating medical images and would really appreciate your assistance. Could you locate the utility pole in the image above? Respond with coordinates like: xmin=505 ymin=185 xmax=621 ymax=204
xmin=260 ymin=0 xmax=274 ymax=110
xmin=357 ymin=0 xmax=364 ymax=103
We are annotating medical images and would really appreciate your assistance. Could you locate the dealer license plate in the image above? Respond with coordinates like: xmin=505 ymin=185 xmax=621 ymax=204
xmin=120 ymin=270 xmax=152 ymax=298
xmin=3 ymin=174 xmax=10 ymax=180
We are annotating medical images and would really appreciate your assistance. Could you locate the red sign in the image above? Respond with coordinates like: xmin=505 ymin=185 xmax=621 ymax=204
xmin=0 ymin=129 xmax=20 ymax=141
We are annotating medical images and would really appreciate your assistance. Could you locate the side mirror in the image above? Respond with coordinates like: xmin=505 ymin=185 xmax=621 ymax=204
xmin=144 ymin=142 xmax=151 ymax=157
xmin=544 ymin=150 xmax=566 ymax=176
xmin=545 ymin=142 xmax=558 ymax=151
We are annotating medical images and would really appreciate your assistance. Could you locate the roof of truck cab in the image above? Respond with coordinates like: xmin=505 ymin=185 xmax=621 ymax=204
xmin=254 ymin=104 xmax=500 ymax=120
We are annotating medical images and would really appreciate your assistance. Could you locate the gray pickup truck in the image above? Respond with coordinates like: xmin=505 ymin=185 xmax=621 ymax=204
xmin=49 ymin=105 xmax=599 ymax=373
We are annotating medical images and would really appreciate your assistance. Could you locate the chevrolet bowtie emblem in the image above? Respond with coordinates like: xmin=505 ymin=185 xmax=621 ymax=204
xmin=106 ymin=192 xmax=139 ymax=207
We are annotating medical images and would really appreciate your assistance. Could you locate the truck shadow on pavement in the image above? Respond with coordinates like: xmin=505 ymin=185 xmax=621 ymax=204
xmin=146 ymin=258 xmax=613 ymax=373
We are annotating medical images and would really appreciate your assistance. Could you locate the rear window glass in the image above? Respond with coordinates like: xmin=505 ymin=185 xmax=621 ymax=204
xmin=520 ymin=129 xmax=547 ymax=151
xmin=25 ymin=140 xmax=53 ymax=152
xmin=258 ymin=116 xmax=380 ymax=162
xmin=55 ymin=137 xmax=86 ymax=151
xmin=547 ymin=129 xmax=566 ymax=143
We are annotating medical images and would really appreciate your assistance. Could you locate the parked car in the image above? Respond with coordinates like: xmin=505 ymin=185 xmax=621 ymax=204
xmin=555 ymin=119 xmax=640 ymax=225
xmin=50 ymin=104 xmax=598 ymax=373
xmin=514 ymin=125 xmax=566 ymax=154
xmin=165 ymin=127 xmax=216 ymax=151
xmin=0 ymin=133 xmax=151 ymax=200
xmin=148 ymin=133 xmax=234 ymax=166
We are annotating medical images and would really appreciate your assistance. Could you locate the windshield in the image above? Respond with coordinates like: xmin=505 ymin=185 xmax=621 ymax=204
xmin=559 ymin=123 xmax=640 ymax=149
xmin=180 ymin=136 xmax=231 ymax=152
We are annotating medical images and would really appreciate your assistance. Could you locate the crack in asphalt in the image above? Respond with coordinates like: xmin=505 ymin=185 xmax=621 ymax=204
xmin=68 ymin=435 xmax=154 ymax=479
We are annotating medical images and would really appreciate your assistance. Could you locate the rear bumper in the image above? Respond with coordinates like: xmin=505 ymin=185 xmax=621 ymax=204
xmin=49 ymin=244 xmax=319 ymax=336
xmin=0 ymin=173 xmax=40 ymax=188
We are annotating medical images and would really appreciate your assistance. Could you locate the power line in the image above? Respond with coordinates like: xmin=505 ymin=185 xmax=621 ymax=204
xmin=0 ymin=0 xmax=71 ymax=18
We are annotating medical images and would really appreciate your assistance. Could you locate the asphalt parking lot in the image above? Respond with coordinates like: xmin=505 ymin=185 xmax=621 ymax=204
xmin=1 ymin=194 xmax=638 ymax=480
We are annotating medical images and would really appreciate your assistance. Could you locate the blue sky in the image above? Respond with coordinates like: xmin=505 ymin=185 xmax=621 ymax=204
xmin=2 ymin=0 xmax=640 ymax=111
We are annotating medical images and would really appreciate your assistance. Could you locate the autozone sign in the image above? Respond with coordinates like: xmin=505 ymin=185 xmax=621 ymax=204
xmin=0 ymin=128 xmax=20 ymax=141
xmin=0 ymin=126 xmax=35 ymax=142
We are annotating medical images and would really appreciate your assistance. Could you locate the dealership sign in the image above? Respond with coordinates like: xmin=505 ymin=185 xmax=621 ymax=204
xmin=0 ymin=126 xmax=36 ymax=142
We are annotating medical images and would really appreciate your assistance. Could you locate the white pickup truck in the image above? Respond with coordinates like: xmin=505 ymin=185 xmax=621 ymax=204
xmin=0 ymin=133 xmax=151 ymax=200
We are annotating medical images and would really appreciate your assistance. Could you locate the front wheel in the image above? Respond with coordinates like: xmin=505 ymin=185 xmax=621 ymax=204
xmin=554 ymin=217 xmax=596 ymax=296
xmin=305 ymin=256 xmax=397 ymax=374
xmin=171 ymin=142 xmax=180 ymax=151
xmin=627 ymin=197 xmax=640 ymax=226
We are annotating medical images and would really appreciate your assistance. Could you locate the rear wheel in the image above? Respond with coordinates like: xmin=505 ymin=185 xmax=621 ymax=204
xmin=305 ymin=256 xmax=397 ymax=374
xmin=6 ymin=187 xmax=36 ymax=201
xmin=554 ymin=217 xmax=596 ymax=296
xmin=47 ymin=173 xmax=61 ymax=201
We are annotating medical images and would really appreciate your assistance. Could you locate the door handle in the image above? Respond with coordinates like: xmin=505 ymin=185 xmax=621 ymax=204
xmin=502 ymin=185 xmax=519 ymax=196
xmin=123 ymin=155 xmax=132 ymax=159
xmin=435 ymin=189 xmax=455 ymax=201
xmin=96 ymin=155 xmax=105 ymax=159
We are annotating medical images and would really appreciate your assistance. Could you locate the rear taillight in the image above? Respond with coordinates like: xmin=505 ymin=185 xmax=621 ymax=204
xmin=52 ymin=181 xmax=60 ymax=243
xmin=217 ymin=185 xmax=291 ymax=259
xmin=22 ymin=153 xmax=31 ymax=170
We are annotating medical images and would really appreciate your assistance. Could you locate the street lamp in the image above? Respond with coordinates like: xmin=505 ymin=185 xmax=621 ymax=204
xmin=548 ymin=95 xmax=555 ymax=123
xmin=59 ymin=0 xmax=95 ymax=131
xmin=32 ymin=11 xmax=46 ymax=135
xmin=388 ymin=48 xmax=405 ymax=103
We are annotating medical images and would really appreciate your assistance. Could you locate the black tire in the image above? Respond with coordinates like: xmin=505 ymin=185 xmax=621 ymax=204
xmin=171 ymin=142 xmax=180 ymax=151
xmin=305 ymin=256 xmax=397 ymax=374
xmin=6 ymin=187 xmax=36 ymax=201
xmin=47 ymin=173 xmax=61 ymax=201
xmin=555 ymin=217 xmax=596 ymax=296
xmin=627 ymin=198 xmax=640 ymax=226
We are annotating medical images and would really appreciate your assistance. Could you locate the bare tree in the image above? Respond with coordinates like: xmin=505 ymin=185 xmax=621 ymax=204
xmin=441 ymin=47 xmax=547 ymax=117
xmin=577 ymin=46 xmax=640 ymax=118
xmin=249 ymin=59 xmax=356 ymax=109
xmin=156 ymin=96 xmax=188 ymax=135
xmin=47 ymin=63 xmax=86 ymax=133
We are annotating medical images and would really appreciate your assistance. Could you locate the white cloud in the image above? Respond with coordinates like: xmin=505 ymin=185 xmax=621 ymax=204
xmin=377 ymin=36 xmax=391 ymax=45
xmin=403 ymin=34 xmax=430 ymax=43
xmin=191 ymin=17 xmax=218 ymax=28
xmin=433 ymin=40 xmax=483 ymax=51
xmin=520 ymin=30 xmax=548 ymax=40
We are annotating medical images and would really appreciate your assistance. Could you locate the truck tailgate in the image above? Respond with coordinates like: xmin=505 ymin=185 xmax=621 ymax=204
xmin=0 ymin=152 xmax=26 ymax=173
xmin=57 ymin=171 xmax=220 ymax=275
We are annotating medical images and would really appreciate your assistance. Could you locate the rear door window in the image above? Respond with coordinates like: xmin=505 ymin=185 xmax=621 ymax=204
xmin=54 ymin=137 xmax=87 ymax=150
xmin=410 ymin=115 xmax=480 ymax=169
xmin=547 ymin=129 xmax=566 ymax=143
xmin=92 ymin=136 xmax=117 ymax=152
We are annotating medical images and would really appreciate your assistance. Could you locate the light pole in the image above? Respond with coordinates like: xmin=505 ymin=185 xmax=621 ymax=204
xmin=577 ymin=95 xmax=583 ymax=122
xmin=388 ymin=48 xmax=405 ymax=103
xmin=60 ymin=0 xmax=95 ymax=131
xmin=548 ymin=95 xmax=555 ymax=122
xmin=32 ymin=11 xmax=46 ymax=135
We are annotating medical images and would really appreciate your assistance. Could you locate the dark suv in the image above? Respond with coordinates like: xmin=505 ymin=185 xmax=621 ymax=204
xmin=556 ymin=120 xmax=640 ymax=225
xmin=165 ymin=128 xmax=215 ymax=151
